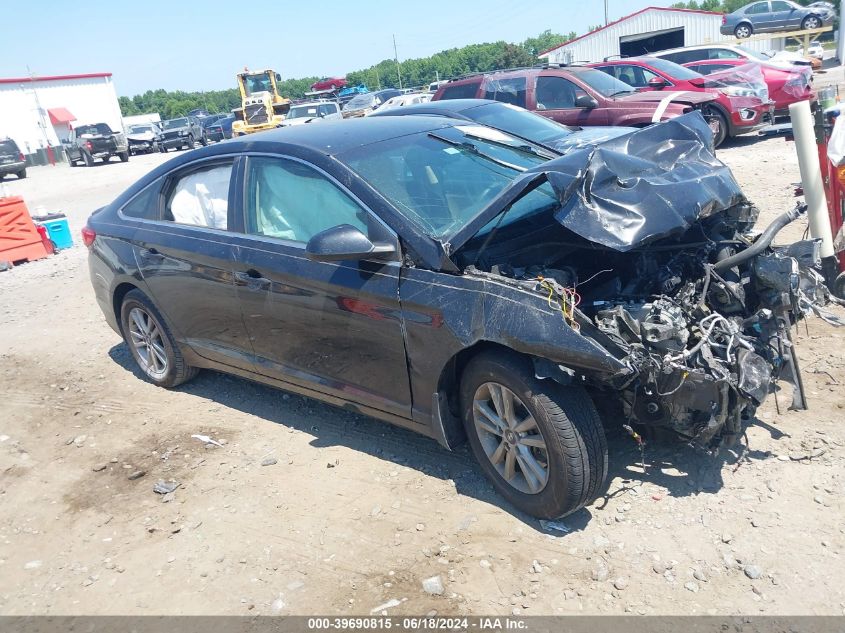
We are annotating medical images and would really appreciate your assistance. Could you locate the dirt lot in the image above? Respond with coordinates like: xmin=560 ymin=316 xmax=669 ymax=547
xmin=0 ymin=135 xmax=843 ymax=617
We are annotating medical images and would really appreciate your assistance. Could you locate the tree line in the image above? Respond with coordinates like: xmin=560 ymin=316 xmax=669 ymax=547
xmin=118 ymin=30 xmax=575 ymax=118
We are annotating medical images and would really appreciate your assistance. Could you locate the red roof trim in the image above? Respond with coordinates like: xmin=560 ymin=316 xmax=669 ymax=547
xmin=47 ymin=108 xmax=76 ymax=125
xmin=0 ymin=72 xmax=112 ymax=85
xmin=538 ymin=6 xmax=725 ymax=56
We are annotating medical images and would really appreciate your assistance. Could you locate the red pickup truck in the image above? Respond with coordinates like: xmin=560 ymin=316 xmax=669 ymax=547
xmin=433 ymin=65 xmax=722 ymax=142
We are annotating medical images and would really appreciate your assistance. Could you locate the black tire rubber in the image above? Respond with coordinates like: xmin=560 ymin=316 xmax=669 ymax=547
xmin=119 ymin=289 xmax=199 ymax=388
xmin=734 ymin=23 xmax=753 ymax=38
xmin=17 ymin=168 xmax=26 ymax=179
xmin=834 ymin=271 xmax=845 ymax=300
xmin=119 ymin=151 xmax=129 ymax=162
xmin=459 ymin=351 xmax=608 ymax=519
xmin=102 ymin=155 xmax=110 ymax=163
xmin=184 ymin=135 xmax=194 ymax=150
xmin=199 ymin=134 xmax=208 ymax=147
xmin=705 ymin=107 xmax=729 ymax=148
xmin=160 ymin=145 xmax=167 ymax=153
xmin=801 ymin=16 xmax=821 ymax=31
xmin=83 ymin=151 xmax=95 ymax=167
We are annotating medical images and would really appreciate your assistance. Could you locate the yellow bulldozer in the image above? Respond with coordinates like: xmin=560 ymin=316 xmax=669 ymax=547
xmin=231 ymin=68 xmax=292 ymax=136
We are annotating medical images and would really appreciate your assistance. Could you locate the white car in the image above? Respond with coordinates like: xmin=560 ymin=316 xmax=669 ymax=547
xmin=655 ymin=44 xmax=813 ymax=70
xmin=280 ymin=101 xmax=342 ymax=127
xmin=367 ymin=92 xmax=433 ymax=115
xmin=126 ymin=123 xmax=161 ymax=155
xmin=801 ymin=41 xmax=825 ymax=60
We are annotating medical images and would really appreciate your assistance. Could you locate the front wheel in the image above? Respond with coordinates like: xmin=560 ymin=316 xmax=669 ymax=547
xmin=120 ymin=289 xmax=198 ymax=388
xmin=705 ymin=107 xmax=728 ymax=148
xmin=83 ymin=151 xmax=95 ymax=167
xmin=734 ymin=23 xmax=752 ymax=39
xmin=460 ymin=351 xmax=607 ymax=519
xmin=802 ymin=16 xmax=822 ymax=31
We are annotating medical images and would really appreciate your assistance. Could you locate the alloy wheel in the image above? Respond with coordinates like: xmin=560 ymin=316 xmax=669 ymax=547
xmin=735 ymin=25 xmax=751 ymax=38
xmin=127 ymin=307 xmax=168 ymax=379
xmin=804 ymin=17 xmax=821 ymax=30
xmin=472 ymin=382 xmax=549 ymax=494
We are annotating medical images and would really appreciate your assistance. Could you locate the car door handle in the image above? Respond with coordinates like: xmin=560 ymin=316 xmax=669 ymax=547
xmin=235 ymin=270 xmax=271 ymax=290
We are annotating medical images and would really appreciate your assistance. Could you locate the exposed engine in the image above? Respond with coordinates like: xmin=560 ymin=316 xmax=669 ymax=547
xmin=468 ymin=201 xmax=841 ymax=448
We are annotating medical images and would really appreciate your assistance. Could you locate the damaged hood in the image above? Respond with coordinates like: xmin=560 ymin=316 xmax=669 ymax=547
xmin=448 ymin=112 xmax=745 ymax=256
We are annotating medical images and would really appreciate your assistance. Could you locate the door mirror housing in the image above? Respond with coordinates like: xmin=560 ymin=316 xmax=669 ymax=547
xmin=647 ymin=76 xmax=668 ymax=90
xmin=305 ymin=224 xmax=396 ymax=262
xmin=575 ymin=94 xmax=598 ymax=108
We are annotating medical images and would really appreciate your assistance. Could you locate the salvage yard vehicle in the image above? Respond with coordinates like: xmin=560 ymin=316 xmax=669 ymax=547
xmin=655 ymin=44 xmax=813 ymax=70
xmin=83 ymin=114 xmax=840 ymax=519
xmin=205 ymin=114 xmax=235 ymax=142
xmin=0 ymin=137 xmax=26 ymax=180
xmin=342 ymin=89 xmax=403 ymax=118
xmin=683 ymin=59 xmax=813 ymax=115
xmin=370 ymin=98 xmax=635 ymax=155
xmin=127 ymin=123 xmax=161 ymax=155
xmin=433 ymin=66 xmax=720 ymax=135
xmin=590 ymin=56 xmax=773 ymax=147
xmin=281 ymin=101 xmax=343 ymax=126
xmin=65 ymin=123 xmax=129 ymax=166
xmin=720 ymin=0 xmax=834 ymax=38
xmin=157 ymin=117 xmax=206 ymax=152
xmin=232 ymin=68 xmax=292 ymax=136
xmin=310 ymin=77 xmax=347 ymax=91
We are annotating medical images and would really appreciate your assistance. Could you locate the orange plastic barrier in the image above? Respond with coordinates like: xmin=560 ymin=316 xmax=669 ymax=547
xmin=0 ymin=196 xmax=52 ymax=265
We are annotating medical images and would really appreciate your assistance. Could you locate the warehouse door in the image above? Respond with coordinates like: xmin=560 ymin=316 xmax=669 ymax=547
xmin=619 ymin=27 xmax=684 ymax=57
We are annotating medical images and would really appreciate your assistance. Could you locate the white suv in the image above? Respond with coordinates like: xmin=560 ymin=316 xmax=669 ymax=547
xmin=281 ymin=101 xmax=342 ymax=126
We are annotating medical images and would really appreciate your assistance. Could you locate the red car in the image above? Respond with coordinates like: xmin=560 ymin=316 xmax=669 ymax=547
xmin=310 ymin=77 xmax=348 ymax=91
xmin=681 ymin=59 xmax=814 ymax=115
xmin=590 ymin=56 xmax=773 ymax=146
xmin=432 ymin=66 xmax=718 ymax=135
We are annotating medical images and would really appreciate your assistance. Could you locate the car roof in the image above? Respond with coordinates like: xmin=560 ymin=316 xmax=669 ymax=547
xmin=657 ymin=44 xmax=743 ymax=55
xmin=445 ymin=65 xmax=595 ymax=84
xmin=216 ymin=115 xmax=461 ymax=156
xmin=374 ymin=98 xmax=496 ymax=115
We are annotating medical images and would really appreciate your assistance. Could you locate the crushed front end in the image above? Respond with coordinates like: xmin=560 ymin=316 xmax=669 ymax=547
xmin=454 ymin=113 xmax=843 ymax=449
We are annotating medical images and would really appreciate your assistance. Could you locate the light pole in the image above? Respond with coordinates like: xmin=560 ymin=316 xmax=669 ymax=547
xmin=393 ymin=34 xmax=403 ymax=89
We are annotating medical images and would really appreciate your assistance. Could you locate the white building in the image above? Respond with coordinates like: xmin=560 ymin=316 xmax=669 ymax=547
xmin=539 ymin=6 xmax=782 ymax=65
xmin=0 ymin=72 xmax=123 ymax=159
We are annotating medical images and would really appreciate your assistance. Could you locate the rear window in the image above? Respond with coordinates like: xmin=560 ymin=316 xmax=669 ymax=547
xmin=660 ymin=49 xmax=707 ymax=65
xmin=76 ymin=123 xmax=113 ymax=135
xmin=438 ymin=82 xmax=481 ymax=100
xmin=0 ymin=140 xmax=18 ymax=154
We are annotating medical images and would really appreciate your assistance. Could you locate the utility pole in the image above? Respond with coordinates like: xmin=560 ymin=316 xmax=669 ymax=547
xmin=393 ymin=34 xmax=403 ymax=89
xmin=604 ymin=0 xmax=609 ymax=25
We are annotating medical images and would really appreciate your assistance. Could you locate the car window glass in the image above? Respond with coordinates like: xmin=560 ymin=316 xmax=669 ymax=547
xmin=535 ymin=76 xmax=587 ymax=109
xmin=439 ymin=82 xmax=481 ymax=100
xmin=771 ymin=1 xmax=791 ymax=9
xmin=165 ymin=163 xmax=232 ymax=230
xmin=746 ymin=2 xmax=770 ymax=13
xmin=606 ymin=65 xmax=658 ymax=88
xmin=122 ymin=184 xmax=161 ymax=220
xmin=482 ymin=77 xmax=527 ymax=108
xmin=245 ymin=157 xmax=369 ymax=244
xmin=710 ymin=48 xmax=743 ymax=59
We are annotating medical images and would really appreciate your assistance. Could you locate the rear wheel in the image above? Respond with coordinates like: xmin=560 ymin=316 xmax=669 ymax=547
xmin=17 ymin=168 xmax=26 ymax=179
xmin=199 ymin=133 xmax=208 ymax=147
xmin=83 ymin=151 xmax=95 ymax=167
xmin=120 ymin=289 xmax=198 ymax=388
xmin=460 ymin=351 xmax=607 ymax=519
xmin=834 ymin=271 xmax=845 ymax=300
xmin=734 ymin=23 xmax=753 ymax=38
xmin=802 ymin=16 xmax=822 ymax=31
xmin=119 ymin=151 xmax=129 ymax=162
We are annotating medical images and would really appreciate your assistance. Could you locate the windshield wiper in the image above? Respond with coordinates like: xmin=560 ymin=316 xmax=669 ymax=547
xmin=461 ymin=132 xmax=557 ymax=160
xmin=427 ymin=133 xmax=527 ymax=173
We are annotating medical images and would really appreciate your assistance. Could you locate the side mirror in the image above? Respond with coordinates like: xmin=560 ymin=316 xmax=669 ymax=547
xmin=574 ymin=94 xmax=598 ymax=108
xmin=275 ymin=73 xmax=282 ymax=82
xmin=647 ymin=76 xmax=668 ymax=90
xmin=305 ymin=224 xmax=396 ymax=262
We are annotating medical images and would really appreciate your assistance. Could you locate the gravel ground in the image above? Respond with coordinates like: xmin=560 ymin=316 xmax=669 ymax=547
xmin=0 ymin=133 xmax=843 ymax=616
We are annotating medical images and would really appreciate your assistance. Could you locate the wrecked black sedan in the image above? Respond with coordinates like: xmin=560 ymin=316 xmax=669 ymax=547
xmin=84 ymin=113 xmax=839 ymax=519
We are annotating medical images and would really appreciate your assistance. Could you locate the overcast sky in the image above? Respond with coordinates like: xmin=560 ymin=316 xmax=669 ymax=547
xmin=4 ymin=0 xmax=661 ymax=96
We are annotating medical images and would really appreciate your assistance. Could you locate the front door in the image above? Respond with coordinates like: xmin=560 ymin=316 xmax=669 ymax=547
xmin=229 ymin=155 xmax=412 ymax=418
xmin=532 ymin=75 xmax=609 ymax=126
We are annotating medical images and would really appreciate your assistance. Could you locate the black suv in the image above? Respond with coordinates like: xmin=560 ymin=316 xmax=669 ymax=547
xmin=0 ymin=138 xmax=26 ymax=180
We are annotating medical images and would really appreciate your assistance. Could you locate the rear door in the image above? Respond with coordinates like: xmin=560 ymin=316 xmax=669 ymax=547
xmin=130 ymin=156 xmax=254 ymax=370
xmin=228 ymin=154 xmax=412 ymax=418
xmin=531 ymin=75 xmax=609 ymax=126
xmin=594 ymin=63 xmax=669 ymax=90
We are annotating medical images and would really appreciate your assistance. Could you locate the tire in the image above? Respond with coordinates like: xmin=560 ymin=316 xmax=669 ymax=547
xmin=184 ymin=135 xmax=194 ymax=150
xmin=459 ymin=351 xmax=607 ymax=519
xmin=17 ymin=168 xmax=26 ymax=179
xmin=160 ymin=145 xmax=167 ymax=153
xmin=802 ymin=16 xmax=821 ymax=31
xmin=102 ymin=155 xmax=110 ymax=163
xmin=119 ymin=289 xmax=198 ymax=388
xmin=83 ymin=151 xmax=95 ymax=167
xmin=119 ymin=151 xmax=129 ymax=162
xmin=199 ymin=133 xmax=208 ymax=147
xmin=834 ymin=271 xmax=845 ymax=300
xmin=734 ymin=23 xmax=753 ymax=39
xmin=705 ymin=107 xmax=728 ymax=148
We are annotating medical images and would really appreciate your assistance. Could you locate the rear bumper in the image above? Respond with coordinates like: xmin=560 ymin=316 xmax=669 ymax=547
xmin=0 ymin=161 xmax=25 ymax=175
